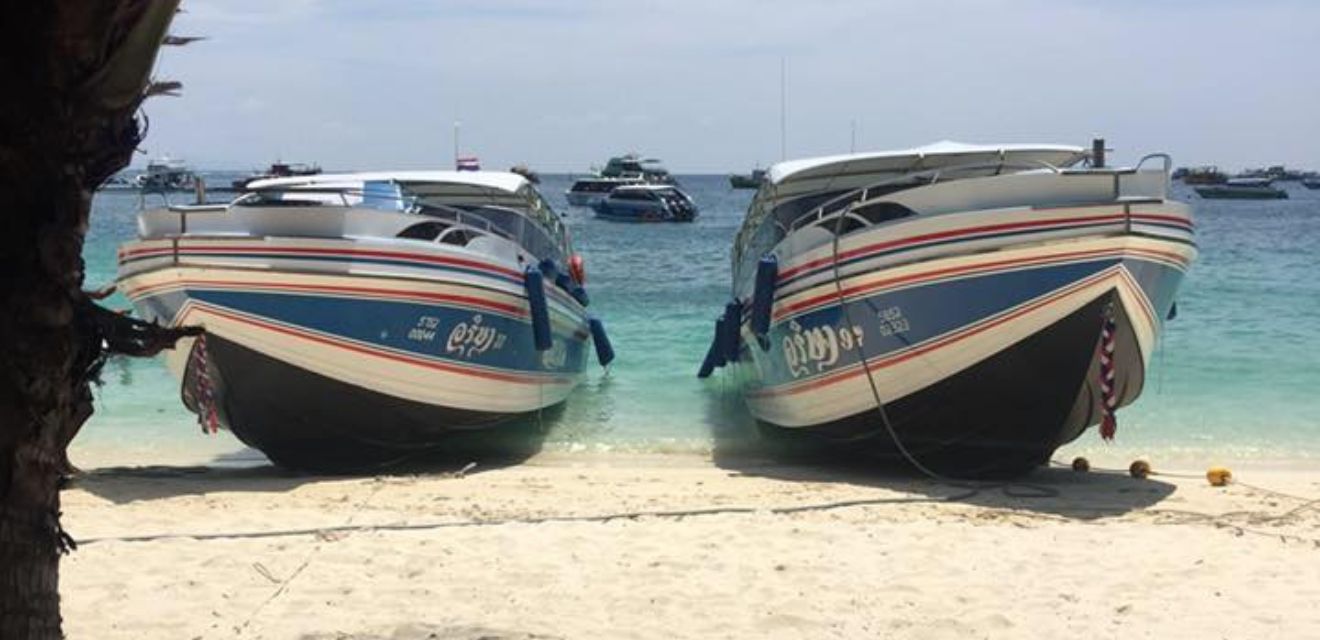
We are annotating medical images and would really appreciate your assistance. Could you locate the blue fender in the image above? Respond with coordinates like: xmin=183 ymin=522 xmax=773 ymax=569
xmin=524 ymin=267 xmax=553 ymax=352
xmin=698 ymin=315 xmax=727 ymax=378
xmin=588 ymin=317 xmax=615 ymax=367
xmin=570 ymin=285 xmax=590 ymax=307
xmin=750 ymin=255 xmax=777 ymax=348
xmin=722 ymin=300 xmax=742 ymax=363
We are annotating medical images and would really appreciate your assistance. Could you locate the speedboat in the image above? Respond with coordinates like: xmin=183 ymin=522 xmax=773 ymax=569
xmin=699 ymin=141 xmax=1196 ymax=476
xmin=592 ymin=184 xmax=698 ymax=222
xmin=1303 ymin=178 xmax=1320 ymax=190
xmin=566 ymin=154 xmax=674 ymax=206
xmin=1194 ymin=177 xmax=1288 ymax=200
xmin=230 ymin=161 xmax=322 ymax=192
xmin=118 ymin=171 xmax=614 ymax=470
xmin=97 ymin=173 xmax=139 ymax=191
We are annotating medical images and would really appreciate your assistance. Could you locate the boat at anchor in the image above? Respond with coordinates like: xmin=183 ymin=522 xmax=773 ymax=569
xmin=1194 ymin=177 xmax=1288 ymax=200
xmin=565 ymin=154 xmax=675 ymax=207
xmin=700 ymin=141 xmax=1196 ymax=476
xmin=592 ymin=184 xmax=698 ymax=222
xmin=118 ymin=171 xmax=613 ymax=470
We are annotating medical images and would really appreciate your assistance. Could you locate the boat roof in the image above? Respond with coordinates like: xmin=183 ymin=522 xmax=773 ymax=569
xmin=767 ymin=141 xmax=1087 ymax=185
xmin=248 ymin=170 xmax=531 ymax=194
xmin=611 ymin=183 xmax=679 ymax=191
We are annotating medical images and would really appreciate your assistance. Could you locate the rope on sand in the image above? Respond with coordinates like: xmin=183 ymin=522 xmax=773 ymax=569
xmin=76 ymin=490 xmax=987 ymax=546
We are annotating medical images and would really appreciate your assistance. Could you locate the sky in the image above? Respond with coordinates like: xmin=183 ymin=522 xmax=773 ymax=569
xmin=139 ymin=0 xmax=1319 ymax=173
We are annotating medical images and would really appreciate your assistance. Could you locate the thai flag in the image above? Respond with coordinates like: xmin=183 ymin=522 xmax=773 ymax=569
xmin=456 ymin=156 xmax=481 ymax=171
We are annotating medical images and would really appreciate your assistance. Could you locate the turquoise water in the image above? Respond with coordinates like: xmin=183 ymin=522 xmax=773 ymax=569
xmin=76 ymin=175 xmax=1320 ymax=466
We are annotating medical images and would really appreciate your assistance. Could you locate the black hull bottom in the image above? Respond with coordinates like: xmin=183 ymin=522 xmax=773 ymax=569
xmin=192 ymin=337 xmax=553 ymax=472
xmin=758 ymin=293 xmax=1114 ymax=478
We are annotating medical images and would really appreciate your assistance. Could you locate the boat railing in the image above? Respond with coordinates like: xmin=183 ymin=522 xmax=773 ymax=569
xmin=238 ymin=186 xmax=525 ymax=243
xmin=787 ymin=159 xmax=1066 ymax=234
xmin=786 ymin=154 xmax=1177 ymax=238
xmin=1127 ymin=153 xmax=1172 ymax=200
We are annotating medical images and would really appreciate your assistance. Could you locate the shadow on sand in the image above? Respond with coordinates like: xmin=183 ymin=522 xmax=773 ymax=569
xmin=71 ymin=406 xmax=564 ymax=505
xmin=701 ymin=381 xmax=1174 ymax=520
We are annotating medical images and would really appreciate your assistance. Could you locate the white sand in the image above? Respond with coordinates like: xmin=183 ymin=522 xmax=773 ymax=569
xmin=60 ymin=452 xmax=1320 ymax=639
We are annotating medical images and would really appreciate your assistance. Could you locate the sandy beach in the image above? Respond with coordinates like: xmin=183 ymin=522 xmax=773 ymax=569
xmin=59 ymin=450 xmax=1320 ymax=639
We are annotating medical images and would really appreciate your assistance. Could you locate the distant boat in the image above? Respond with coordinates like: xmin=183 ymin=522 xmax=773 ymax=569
xmin=592 ymin=184 xmax=698 ymax=222
xmin=1302 ymin=178 xmax=1320 ymax=190
xmin=1174 ymin=166 xmax=1227 ymax=185
xmin=1194 ymin=177 xmax=1288 ymax=200
xmin=135 ymin=156 xmax=198 ymax=192
xmin=456 ymin=156 xmax=481 ymax=171
xmin=230 ymin=161 xmax=322 ymax=192
xmin=1240 ymin=165 xmax=1307 ymax=182
xmin=729 ymin=169 xmax=766 ymax=190
xmin=510 ymin=164 xmax=540 ymax=184
xmin=566 ymin=154 xmax=674 ymax=207
xmin=98 ymin=173 xmax=139 ymax=191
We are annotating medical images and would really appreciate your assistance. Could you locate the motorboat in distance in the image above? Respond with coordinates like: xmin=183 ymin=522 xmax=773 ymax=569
xmin=230 ymin=161 xmax=322 ymax=192
xmin=700 ymin=141 xmax=1196 ymax=477
xmin=565 ymin=154 xmax=675 ymax=207
xmin=592 ymin=184 xmax=698 ymax=222
xmin=118 ymin=171 xmax=614 ymax=470
xmin=729 ymin=169 xmax=766 ymax=190
xmin=1194 ymin=177 xmax=1288 ymax=200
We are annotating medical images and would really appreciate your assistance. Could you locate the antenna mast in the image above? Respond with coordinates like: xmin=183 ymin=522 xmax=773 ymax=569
xmin=453 ymin=120 xmax=461 ymax=167
xmin=779 ymin=57 xmax=787 ymax=162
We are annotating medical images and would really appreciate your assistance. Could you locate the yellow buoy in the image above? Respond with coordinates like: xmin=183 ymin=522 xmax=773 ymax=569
xmin=1071 ymin=457 xmax=1090 ymax=472
xmin=1129 ymin=460 xmax=1152 ymax=479
xmin=1206 ymin=467 xmax=1233 ymax=487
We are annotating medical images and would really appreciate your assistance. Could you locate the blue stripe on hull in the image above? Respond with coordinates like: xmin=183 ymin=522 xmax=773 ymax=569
xmin=752 ymin=259 xmax=1116 ymax=389
xmin=141 ymin=289 xmax=589 ymax=376
xmin=751 ymin=256 xmax=1187 ymax=392
xmin=1121 ymin=257 xmax=1184 ymax=328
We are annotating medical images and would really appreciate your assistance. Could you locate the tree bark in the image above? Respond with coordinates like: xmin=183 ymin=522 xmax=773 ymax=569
xmin=0 ymin=2 xmax=182 ymax=637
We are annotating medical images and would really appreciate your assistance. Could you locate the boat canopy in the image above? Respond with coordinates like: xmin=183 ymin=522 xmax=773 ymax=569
xmin=767 ymin=141 xmax=1086 ymax=186
xmin=249 ymin=170 xmax=530 ymax=194
xmin=244 ymin=170 xmax=571 ymax=258
xmin=248 ymin=170 xmax=550 ymax=216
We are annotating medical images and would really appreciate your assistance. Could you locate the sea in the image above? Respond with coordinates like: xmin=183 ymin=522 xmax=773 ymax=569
xmin=73 ymin=174 xmax=1320 ymax=470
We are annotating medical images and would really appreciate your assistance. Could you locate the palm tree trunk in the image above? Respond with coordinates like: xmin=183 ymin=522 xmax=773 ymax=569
xmin=0 ymin=2 xmax=184 ymax=636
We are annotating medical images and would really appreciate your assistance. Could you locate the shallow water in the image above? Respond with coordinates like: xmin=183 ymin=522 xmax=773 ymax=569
xmin=75 ymin=174 xmax=1320 ymax=467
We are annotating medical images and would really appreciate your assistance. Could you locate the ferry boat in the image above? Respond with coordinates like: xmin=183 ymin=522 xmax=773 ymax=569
xmin=1194 ymin=177 xmax=1288 ymax=200
xmin=700 ymin=141 xmax=1196 ymax=476
xmin=118 ymin=171 xmax=612 ymax=470
xmin=565 ymin=154 xmax=675 ymax=206
xmin=592 ymin=184 xmax=698 ymax=222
